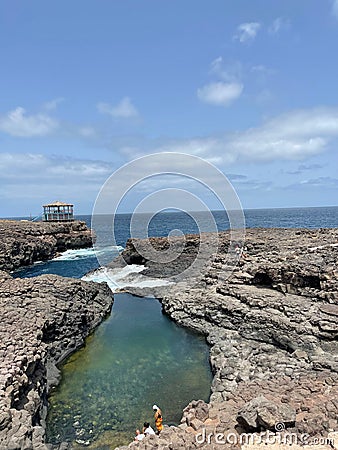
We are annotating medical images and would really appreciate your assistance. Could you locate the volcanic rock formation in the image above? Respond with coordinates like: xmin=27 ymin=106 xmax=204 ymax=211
xmin=0 ymin=220 xmax=92 ymax=272
xmin=115 ymin=228 xmax=338 ymax=450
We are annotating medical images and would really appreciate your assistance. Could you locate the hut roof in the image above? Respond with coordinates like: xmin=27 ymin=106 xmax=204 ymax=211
xmin=43 ymin=201 xmax=74 ymax=207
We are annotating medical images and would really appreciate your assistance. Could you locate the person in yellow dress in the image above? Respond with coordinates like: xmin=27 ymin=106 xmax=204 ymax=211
xmin=152 ymin=404 xmax=163 ymax=433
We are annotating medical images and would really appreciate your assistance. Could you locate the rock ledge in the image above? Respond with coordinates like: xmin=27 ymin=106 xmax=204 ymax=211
xmin=115 ymin=228 xmax=338 ymax=450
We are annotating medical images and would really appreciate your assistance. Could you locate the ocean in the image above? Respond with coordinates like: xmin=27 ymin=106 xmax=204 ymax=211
xmin=12 ymin=206 xmax=338 ymax=280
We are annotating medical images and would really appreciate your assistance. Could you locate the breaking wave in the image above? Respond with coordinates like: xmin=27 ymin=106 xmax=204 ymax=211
xmin=54 ymin=246 xmax=124 ymax=261
xmin=82 ymin=264 xmax=171 ymax=292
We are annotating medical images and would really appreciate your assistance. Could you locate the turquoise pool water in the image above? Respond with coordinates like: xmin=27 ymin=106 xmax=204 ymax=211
xmin=46 ymin=293 xmax=212 ymax=449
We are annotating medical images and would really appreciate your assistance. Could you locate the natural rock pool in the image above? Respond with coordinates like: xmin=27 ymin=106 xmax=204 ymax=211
xmin=46 ymin=293 xmax=212 ymax=449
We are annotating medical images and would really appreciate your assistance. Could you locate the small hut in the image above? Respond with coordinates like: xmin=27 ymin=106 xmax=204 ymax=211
xmin=43 ymin=201 xmax=74 ymax=222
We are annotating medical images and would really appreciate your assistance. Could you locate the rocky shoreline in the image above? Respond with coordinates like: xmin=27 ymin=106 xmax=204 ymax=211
xmin=114 ymin=228 xmax=338 ymax=450
xmin=0 ymin=221 xmax=113 ymax=450
xmin=1 ymin=223 xmax=337 ymax=449
xmin=0 ymin=272 xmax=113 ymax=450
xmin=0 ymin=220 xmax=92 ymax=272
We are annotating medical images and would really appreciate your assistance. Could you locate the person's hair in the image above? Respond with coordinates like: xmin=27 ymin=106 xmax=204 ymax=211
xmin=144 ymin=422 xmax=150 ymax=428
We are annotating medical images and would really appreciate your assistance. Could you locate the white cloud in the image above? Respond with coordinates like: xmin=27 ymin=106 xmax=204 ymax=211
xmin=197 ymin=82 xmax=243 ymax=106
xmin=261 ymin=108 xmax=338 ymax=137
xmin=83 ymin=106 xmax=338 ymax=168
xmin=300 ymin=177 xmax=338 ymax=187
xmin=220 ymin=108 xmax=338 ymax=162
xmin=0 ymin=107 xmax=58 ymax=137
xmin=269 ymin=17 xmax=290 ymax=34
xmin=97 ymin=97 xmax=139 ymax=118
xmin=121 ymin=107 xmax=338 ymax=165
xmin=0 ymin=153 xmax=117 ymax=212
xmin=288 ymin=177 xmax=338 ymax=189
xmin=198 ymin=58 xmax=244 ymax=107
xmin=332 ymin=0 xmax=338 ymax=18
xmin=0 ymin=104 xmax=98 ymax=141
xmin=0 ymin=153 xmax=113 ymax=182
xmin=234 ymin=22 xmax=261 ymax=43
xmin=43 ymin=97 xmax=65 ymax=111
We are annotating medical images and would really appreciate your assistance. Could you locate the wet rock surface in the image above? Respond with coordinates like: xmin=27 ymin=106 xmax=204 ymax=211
xmin=0 ymin=220 xmax=92 ymax=272
xmin=115 ymin=228 xmax=338 ymax=450
xmin=0 ymin=272 xmax=113 ymax=450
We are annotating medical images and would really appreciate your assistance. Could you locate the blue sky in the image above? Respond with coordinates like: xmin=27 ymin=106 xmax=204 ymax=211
xmin=1 ymin=0 xmax=338 ymax=216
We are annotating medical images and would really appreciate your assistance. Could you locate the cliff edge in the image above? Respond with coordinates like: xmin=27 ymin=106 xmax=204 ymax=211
xmin=0 ymin=220 xmax=92 ymax=272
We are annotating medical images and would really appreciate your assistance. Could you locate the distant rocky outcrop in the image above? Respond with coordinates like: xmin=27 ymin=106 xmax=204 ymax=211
xmin=0 ymin=271 xmax=113 ymax=450
xmin=0 ymin=220 xmax=92 ymax=272
xmin=115 ymin=228 xmax=338 ymax=450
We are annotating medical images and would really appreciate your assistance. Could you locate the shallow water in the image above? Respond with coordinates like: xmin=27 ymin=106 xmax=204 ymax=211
xmin=46 ymin=293 xmax=212 ymax=448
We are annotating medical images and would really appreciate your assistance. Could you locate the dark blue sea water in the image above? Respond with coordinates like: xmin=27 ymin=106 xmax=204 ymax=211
xmin=12 ymin=206 xmax=338 ymax=280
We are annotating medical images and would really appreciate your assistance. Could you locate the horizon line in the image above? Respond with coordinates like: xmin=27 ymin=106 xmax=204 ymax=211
xmin=1 ymin=204 xmax=338 ymax=219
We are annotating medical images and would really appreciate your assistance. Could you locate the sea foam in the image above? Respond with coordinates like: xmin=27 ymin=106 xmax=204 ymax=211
xmin=53 ymin=246 xmax=124 ymax=261
xmin=82 ymin=264 xmax=171 ymax=292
